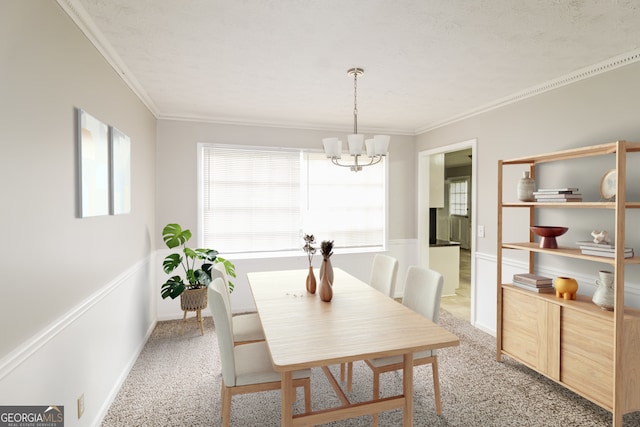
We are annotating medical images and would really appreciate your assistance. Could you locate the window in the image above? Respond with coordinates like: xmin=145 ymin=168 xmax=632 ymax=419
xmin=199 ymin=145 xmax=387 ymax=254
xmin=448 ymin=178 xmax=469 ymax=216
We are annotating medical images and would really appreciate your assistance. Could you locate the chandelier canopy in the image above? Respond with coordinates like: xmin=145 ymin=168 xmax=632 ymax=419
xmin=322 ymin=68 xmax=390 ymax=172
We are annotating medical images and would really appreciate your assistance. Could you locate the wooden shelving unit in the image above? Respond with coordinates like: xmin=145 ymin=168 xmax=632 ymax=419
xmin=497 ymin=140 xmax=640 ymax=426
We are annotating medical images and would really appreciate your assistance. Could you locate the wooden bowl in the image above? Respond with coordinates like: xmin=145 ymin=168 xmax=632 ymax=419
xmin=530 ymin=226 xmax=568 ymax=249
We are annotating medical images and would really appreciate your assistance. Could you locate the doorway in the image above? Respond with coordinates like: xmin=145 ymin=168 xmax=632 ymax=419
xmin=418 ymin=140 xmax=476 ymax=324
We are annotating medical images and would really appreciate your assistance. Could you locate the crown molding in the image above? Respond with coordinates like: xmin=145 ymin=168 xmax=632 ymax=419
xmin=416 ymin=49 xmax=640 ymax=134
xmin=57 ymin=0 xmax=159 ymax=116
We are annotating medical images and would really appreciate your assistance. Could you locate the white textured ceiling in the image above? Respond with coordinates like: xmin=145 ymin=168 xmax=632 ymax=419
xmin=64 ymin=0 xmax=640 ymax=134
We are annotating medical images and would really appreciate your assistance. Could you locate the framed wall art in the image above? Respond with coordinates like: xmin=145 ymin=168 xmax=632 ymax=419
xmin=77 ymin=108 xmax=109 ymax=218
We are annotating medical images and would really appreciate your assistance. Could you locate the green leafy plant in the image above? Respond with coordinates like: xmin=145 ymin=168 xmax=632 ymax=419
xmin=160 ymin=223 xmax=236 ymax=299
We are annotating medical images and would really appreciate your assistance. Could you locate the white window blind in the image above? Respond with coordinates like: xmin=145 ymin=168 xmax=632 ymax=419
xmin=304 ymin=152 xmax=385 ymax=248
xmin=200 ymin=145 xmax=386 ymax=254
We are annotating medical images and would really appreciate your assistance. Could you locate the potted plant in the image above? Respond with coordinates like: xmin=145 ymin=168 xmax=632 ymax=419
xmin=160 ymin=223 xmax=236 ymax=312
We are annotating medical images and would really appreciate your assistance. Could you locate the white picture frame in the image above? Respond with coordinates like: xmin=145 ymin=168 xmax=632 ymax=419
xmin=77 ymin=108 xmax=109 ymax=218
xmin=110 ymin=126 xmax=131 ymax=215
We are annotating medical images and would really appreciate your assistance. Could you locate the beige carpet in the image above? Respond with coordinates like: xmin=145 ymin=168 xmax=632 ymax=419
xmin=102 ymin=311 xmax=640 ymax=426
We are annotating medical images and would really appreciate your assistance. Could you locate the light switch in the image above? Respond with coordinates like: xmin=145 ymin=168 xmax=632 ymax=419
xmin=478 ymin=225 xmax=485 ymax=238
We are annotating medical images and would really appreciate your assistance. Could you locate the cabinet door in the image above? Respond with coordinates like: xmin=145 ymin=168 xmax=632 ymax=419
xmin=502 ymin=288 xmax=560 ymax=379
xmin=561 ymin=309 xmax=613 ymax=409
xmin=429 ymin=153 xmax=444 ymax=207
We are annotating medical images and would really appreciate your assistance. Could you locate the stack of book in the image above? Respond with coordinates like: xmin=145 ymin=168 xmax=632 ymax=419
xmin=512 ymin=273 xmax=555 ymax=293
xmin=534 ymin=188 xmax=582 ymax=202
xmin=577 ymin=240 xmax=634 ymax=258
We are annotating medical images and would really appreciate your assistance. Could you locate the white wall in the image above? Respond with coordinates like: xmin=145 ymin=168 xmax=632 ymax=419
xmin=416 ymin=60 xmax=640 ymax=334
xmin=0 ymin=3 xmax=156 ymax=426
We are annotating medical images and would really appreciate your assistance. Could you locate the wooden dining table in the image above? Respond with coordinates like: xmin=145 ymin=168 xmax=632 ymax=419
xmin=247 ymin=268 xmax=460 ymax=426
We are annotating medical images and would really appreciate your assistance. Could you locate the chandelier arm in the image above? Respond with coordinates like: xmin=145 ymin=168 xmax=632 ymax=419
xmin=358 ymin=156 xmax=382 ymax=167
xmin=331 ymin=157 xmax=356 ymax=168
xmin=331 ymin=154 xmax=385 ymax=169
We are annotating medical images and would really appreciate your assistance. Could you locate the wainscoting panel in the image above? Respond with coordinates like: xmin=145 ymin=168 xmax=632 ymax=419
xmin=0 ymin=257 xmax=155 ymax=427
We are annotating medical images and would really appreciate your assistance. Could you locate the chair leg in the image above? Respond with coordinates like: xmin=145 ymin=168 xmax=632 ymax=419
xmin=340 ymin=362 xmax=345 ymax=382
xmin=303 ymin=378 xmax=311 ymax=413
xmin=431 ymin=357 xmax=442 ymax=415
xmin=221 ymin=381 xmax=232 ymax=427
xmin=372 ymin=370 xmax=380 ymax=427
xmin=347 ymin=361 xmax=353 ymax=392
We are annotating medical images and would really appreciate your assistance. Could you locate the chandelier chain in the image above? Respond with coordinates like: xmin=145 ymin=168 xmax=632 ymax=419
xmin=353 ymin=71 xmax=358 ymax=134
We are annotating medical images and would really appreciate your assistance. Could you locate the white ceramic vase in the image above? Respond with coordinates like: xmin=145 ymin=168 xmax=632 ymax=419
xmin=517 ymin=171 xmax=536 ymax=202
xmin=592 ymin=270 xmax=615 ymax=311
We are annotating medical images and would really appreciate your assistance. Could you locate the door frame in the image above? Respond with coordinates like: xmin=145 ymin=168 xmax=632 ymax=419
xmin=418 ymin=138 xmax=477 ymax=324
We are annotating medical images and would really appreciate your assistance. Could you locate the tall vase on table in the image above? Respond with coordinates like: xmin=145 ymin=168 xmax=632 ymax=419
xmin=306 ymin=266 xmax=317 ymax=294
xmin=319 ymin=240 xmax=334 ymax=302
xmin=303 ymin=234 xmax=317 ymax=294
xmin=319 ymin=257 xmax=334 ymax=285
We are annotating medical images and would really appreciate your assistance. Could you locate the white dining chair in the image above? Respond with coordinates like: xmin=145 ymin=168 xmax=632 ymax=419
xmin=208 ymin=277 xmax=312 ymax=426
xmin=341 ymin=253 xmax=399 ymax=390
xmin=368 ymin=253 xmax=399 ymax=297
xmin=366 ymin=266 xmax=444 ymax=426
xmin=211 ymin=262 xmax=265 ymax=345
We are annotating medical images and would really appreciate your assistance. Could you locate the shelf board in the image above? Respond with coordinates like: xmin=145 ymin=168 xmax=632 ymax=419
xmin=502 ymin=242 xmax=640 ymax=264
xmin=502 ymin=202 xmax=640 ymax=208
xmin=501 ymin=140 xmax=640 ymax=165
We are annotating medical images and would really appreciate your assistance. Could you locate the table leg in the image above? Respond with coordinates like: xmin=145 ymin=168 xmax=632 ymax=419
xmin=281 ymin=371 xmax=293 ymax=427
xmin=403 ymin=353 xmax=413 ymax=427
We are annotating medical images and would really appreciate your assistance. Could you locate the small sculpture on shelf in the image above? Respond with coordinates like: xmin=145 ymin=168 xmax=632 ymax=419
xmin=303 ymin=234 xmax=317 ymax=294
xmin=591 ymin=230 xmax=610 ymax=244
xmin=554 ymin=276 xmax=578 ymax=300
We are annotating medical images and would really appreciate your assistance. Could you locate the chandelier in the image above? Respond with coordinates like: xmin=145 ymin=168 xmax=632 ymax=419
xmin=322 ymin=68 xmax=390 ymax=172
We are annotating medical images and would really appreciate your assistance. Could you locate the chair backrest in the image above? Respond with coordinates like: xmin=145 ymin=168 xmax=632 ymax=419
xmin=208 ymin=277 xmax=236 ymax=386
xmin=211 ymin=263 xmax=233 ymax=321
xmin=369 ymin=254 xmax=399 ymax=297
xmin=401 ymin=266 xmax=444 ymax=323
xmin=211 ymin=262 xmax=230 ymax=293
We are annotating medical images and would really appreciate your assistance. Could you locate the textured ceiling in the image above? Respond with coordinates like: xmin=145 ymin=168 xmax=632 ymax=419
xmin=64 ymin=0 xmax=640 ymax=134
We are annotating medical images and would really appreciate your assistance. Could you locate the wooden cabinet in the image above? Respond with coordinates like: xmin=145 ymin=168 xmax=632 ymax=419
xmin=497 ymin=141 xmax=640 ymax=426
xmin=428 ymin=244 xmax=460 ymax=296
xmin=429 ymin=153 xmax=444 ymax=207
xmin=501 ymin=287 xmax=559 ymax=379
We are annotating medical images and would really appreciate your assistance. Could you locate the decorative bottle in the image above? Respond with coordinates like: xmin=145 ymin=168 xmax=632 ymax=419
xmin=517 ymin=171 xmax=536 ymax=202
